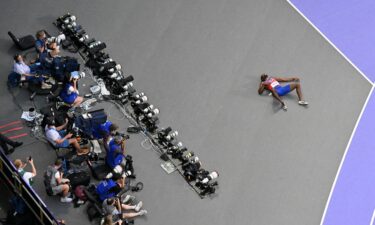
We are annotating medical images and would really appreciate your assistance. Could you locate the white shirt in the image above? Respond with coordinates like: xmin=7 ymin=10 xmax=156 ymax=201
xmin=55 ymin=171 xmax=61 ymax=180
xmin=45 ymin=126 xmax=62 ymax=145
xmin=13 ymin=62 xmax=30 ymax=75
xmin=18 ymin=169 xmax=34 ymax=186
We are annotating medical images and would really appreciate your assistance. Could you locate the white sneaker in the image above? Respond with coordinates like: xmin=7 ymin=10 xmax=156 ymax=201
xmin=60 ymin=197 xmax=73 ymax=203
xmin=282 ymin=105 xmax=288 ymax=110
xmin=138 ymin=209 xmax=147 ymax=216
xmin=298 ymin=100 xmax=309 ymax=105
xmin=41 ymin=82 xmax=52 ymax=89
xmin=46 ymin=77 xmax=56 ymax=85
xmin=134 ymin=201 xmax=143 ymax=212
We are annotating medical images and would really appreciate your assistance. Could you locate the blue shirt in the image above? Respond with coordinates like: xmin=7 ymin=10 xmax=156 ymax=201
xmin=106 ymin=139 xmax=124 ymax=169
xmin=35 ymin=39 xmax=46 ymax=53
xmin=93 ymin=121 xmax=112 ymax=139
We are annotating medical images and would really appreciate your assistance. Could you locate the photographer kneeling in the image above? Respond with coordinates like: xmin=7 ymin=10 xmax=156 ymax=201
xmin=92 ymin=121 xmax=119 ymax=145
xmin=107 ymin=135 xmax=127 ymax=169
xmin=59 ymin=71 xmax=83 ymax=108
xmin=13 ymin=54 xmax=52 ymax=89
xmin=45 ymin=117 xmax=89 ymax=155
xmin=46 ymin=159 xmax=72 ymax=203
xmin=14 ymin=157 xmax=36 ymax=187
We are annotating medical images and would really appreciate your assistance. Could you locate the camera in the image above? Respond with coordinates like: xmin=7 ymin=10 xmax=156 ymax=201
xmin=124 ymin=155 xmax=136 ymax=179
xmin=196 ymin=170 xmax=219 ymax=196
xmin=105 ymin=165 xmax=132 ymax=179
xmin=115 ymin=132 xmax=130 ymax=140
xmin=77 ymin=34 xmax=89 ymax=42
xmin=47 ymin=33 xmax=66 ymax=45
xmin=63 ymin=15 xmax=76 ymax=24
xmin=109 ymin=70 xmax=123 ymax=79
xmin=182 ymin=156 xmax=201 ymax=182
xmin=108 ymin=64 xmax=122 ymax=74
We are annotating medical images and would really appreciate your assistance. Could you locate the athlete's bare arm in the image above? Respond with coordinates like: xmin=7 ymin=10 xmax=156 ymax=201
xmin=274 ymin=77 xmax=299 ymax=82
xmin=258 ymin=82 xmax=266 ymax=95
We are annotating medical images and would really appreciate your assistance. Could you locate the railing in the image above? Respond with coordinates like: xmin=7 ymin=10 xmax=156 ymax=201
xmin=0 ymin=149 xmax=59 ymax=225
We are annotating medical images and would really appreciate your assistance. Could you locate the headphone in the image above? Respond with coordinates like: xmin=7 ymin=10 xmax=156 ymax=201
xmin=46 ymin=116 xmax=56 ymax=126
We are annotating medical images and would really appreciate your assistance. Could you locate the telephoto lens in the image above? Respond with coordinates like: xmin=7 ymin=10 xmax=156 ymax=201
xmin=143 ymin=104 xmax=154 ymax=113
xmin=88 ymin=41 xmax=102 ymax=48
xmin=166 ymin=130 xmax=178 ymax=141
xmin=78 ymin=34 xmax=89 ymax=42
xmin=109 ymin=70 xmax=123 ymax=79
xmin=135 ymin=95 xmax=148 ymax=104
xmin=108 ymin=64 xmax=122 ymax=73
xmin=200 ymin=171 xmax=219 ymax=184
xmin=123 ymin=82 xmax=133 ymax=90
xmin=63 ymin=15 xmax=76 ymax=24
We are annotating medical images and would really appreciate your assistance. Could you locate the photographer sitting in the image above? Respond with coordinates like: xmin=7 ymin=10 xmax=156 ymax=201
xmin=40 ymin=44 xmax=65 ymax=81
xmin=13 ymin=54 xmax=52 ymax=89
xmin=14 ymin=157 xmax=37 ymax=187
xmin=107 ymin=135 xmax=126 ymax=169
xmin=102 ymin=197 xmax=147 ymax=223
xmin=46 ymin=159 xmax=72 ymax=203
xmin=59 ymin=71 xmax=83 ymax=108
xmin=93 ymin=121 xmax=119 ymax=144
xmin=45 ymin=117 xmax=89 ymax=155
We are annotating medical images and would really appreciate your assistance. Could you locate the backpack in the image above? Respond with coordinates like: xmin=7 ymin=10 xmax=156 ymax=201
xmin=64 ymin=57 xmax=80 ymax=72
xmin=96 ymin=179 xmax=117 ymax=201
xmin=44 ymin=166 xmax=58 ymax=196
xmin=74 ymin=185 xmax=87 ymax=201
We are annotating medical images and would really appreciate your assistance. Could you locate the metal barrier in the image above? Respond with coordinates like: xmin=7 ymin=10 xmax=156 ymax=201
xmin=0 ymin=149 xmax=59 ymax=225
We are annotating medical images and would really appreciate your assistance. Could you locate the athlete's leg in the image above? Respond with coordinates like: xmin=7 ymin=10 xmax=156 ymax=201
xmin=289 ymin=83 xmax=303 ymax=101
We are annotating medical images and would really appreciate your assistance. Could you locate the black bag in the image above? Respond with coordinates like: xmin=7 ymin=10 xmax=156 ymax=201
xmin=44 ymin=166 xmax=56 ymax=196
xmin=66 ymin=171 xmax=90 ymax=188
xmin=55 ymin=148 xmax=72 ymax=158
xmin=64 ymin=57 xmax=80 ymax=72
xmin=74 ymin=109 xmax=107 ymax=137
xmin=89 ymin=161 xmax=111 ymax=180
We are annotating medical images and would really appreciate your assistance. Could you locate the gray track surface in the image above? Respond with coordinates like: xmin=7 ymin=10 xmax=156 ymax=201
xmin=0 ymin=0 xmax=371 ymax=225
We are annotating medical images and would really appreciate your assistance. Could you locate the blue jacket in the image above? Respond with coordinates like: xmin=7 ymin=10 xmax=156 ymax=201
xmin=106 ymin=139 xmax=124 ymax=169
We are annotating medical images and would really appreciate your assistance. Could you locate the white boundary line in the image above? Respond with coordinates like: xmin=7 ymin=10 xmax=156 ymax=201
xmin=286 ymin=0 xmax=373 ymax=86
xmin=370 ymin=209 xmax=375 ymax=225
xmin=317 ymin=85 xmax=373 ymax=225
xmin=286 ymin=1 xmax=375 ymax=225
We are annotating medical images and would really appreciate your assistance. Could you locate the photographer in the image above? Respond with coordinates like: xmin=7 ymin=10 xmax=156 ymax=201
xmin=45 ymin=117 xmax=89 ymax=155
xmin=59 ymin=71 xmax=83 ymax=108
xmin=93 ymin=121 xmax=119 ymax=144
xmin=46 ymin=159 xmax=72 ymax=203
xmin=96 ymin=173 xmax=125 ymax=201
xmin=102 ymin=197 xmax=146 ymax=223
xmin=0 ymin=133 xmax=22 ymax=155
xmin=35 ymin=30 xmax=47 ymax=54
xmin=106 ymin=135 xmax=126 ymax=169
xmin=14 ymin=157 xmax=36 ymax=187
xmin=13 ymin=54 xmax=52 ymax=89
xmin=40 ymin=44 xmax=65 ymax=81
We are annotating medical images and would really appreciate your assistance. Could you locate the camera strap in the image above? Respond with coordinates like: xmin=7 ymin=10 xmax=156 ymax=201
xmin=130 ymin=182 xmax=143 ymax=192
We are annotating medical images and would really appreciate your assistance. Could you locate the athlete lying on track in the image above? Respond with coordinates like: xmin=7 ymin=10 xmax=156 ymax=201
xmin=258 ymin=74 xmax=308 ymax=110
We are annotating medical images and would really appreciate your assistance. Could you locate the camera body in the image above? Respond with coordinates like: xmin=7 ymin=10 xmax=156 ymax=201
xmin=46 ymin=33 xmax=66 ymax=45
xmin=114 ymin=132 xmax=130 ymax=140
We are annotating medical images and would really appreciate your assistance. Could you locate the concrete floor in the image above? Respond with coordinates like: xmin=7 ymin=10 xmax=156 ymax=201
xmin=0 ymin=0 xmax=371 ymax=225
